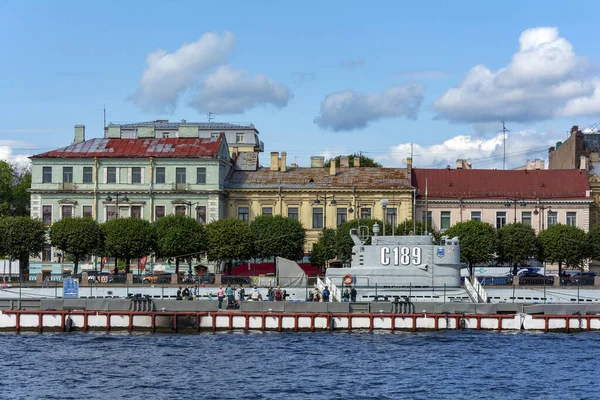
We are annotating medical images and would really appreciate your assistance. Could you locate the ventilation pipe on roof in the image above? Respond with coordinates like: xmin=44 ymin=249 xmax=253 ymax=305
xmin=340 ymin=156 xmax=349 ymax=168
xmin=74 ymin=125 xmax=85 ymax=144
xmin=270 ymin=152 xmax=279 ymax=171
xmin=353 ymin=157 xmax=360 ymax=167
xmin=580 ymin=155 xmax=588 ymax=171
xmin=330 ymin=161 xmax=336 ymax=176
xmin=310 ymin=156 xmax=325 ymax=168
xmin=280 ymin=152 xmax=287 ymax=173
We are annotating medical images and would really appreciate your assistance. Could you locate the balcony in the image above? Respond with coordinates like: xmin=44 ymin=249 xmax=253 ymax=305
xmin=173 ymin=182 xmax=189 ymax=192
xmin=59 ymin=182 xmax=77 ymax=191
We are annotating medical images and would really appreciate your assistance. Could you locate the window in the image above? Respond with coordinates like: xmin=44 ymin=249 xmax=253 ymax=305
xmin=521 ymin=211 xmax=532 ymax=227
xmin=42 ymin=244 xmax=52 ymax=262
xmin=42 ymin=205 xmax=52 ymax=225
xmin=211 ymin=133 xmax=220 ymax=139
xmin=196 ymin=167 xmax=206 ymax=184
xmin=83 ymin=167 xmax=93 ymax=184
xmin=470 ymin=211 xmax=481 ymax=221
xmin=176 ymin=168 xmax=186 ymax=184
xmin=62 ymin=205 xmax=73 ymax=219
xmin=440 ymin=211 xmax=451 ymax=230
xmin=566 ymin=212 xmax=577 ymax=226
xmin=63 ymin=167 xmax=73 ymax=183
xmin=236 ymin=133 xmax=245 ymax=143
xmin=196 ymin=206 xmax=207 ymax=225
xmin=547 ymin=211 xmax=558 ymax=227
xmin=421 ymin=210 xmax=433 ymax=226
xmin=175 ymin=205 xmax=187 ymax=216
xmin=42 ymin=167 xmax=52 ymax=183
xmin=82 ymin=205 xmax=92 ymax=218
xmin=238 ymin=207 xmax=249 ymax=222
xmin=262 ymin=207 xmax=273 ymax=216
xmin=155 ymin=206 xmax=165 ymax=220
xmin=106 ymin=167 xmax=117 ymax=184
xmin=106 ymin=205 xmax=116 ymax=221
xmin=360 ymin=207 xmax=371 ymax=219
xmin=119 ymin=207 xmax=129 ymax=218
xmin=496 ymin=211 xmax=507 ymax=229
xmin=155 ymin=167 xmax=165 ymax=184
xmin=337 ymin=208 xmax=347 ymax=227
xmin=312 ymin=208 xmax=323 ymax=229
xmin=132 ymin=167 xmax=142 ymax=184
xmin=386 ymin=208 xmax=397 ymax=228
xmin=131 ymin=206 xmax=142 ymax=219
xmin=162 ymin=132 xmax=169 ymax=138
xmin=288 ymin=207 xmax=299 ymax=221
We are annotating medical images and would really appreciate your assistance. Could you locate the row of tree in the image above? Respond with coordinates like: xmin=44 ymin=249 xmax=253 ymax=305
xmin=311 ymin=218 xmax=600 ymax=277
xmin=0 ymin=214 xmax=307 ymax=276
xmin=0 ymin=161 xmax=31 ymax=218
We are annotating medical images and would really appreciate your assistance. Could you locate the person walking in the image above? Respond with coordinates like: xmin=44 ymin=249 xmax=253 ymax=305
xmin=226 ymin=284 xmax=234 ymax=308
xmin=217 ymin=286 xmax=225 ymax=309
xmin=322 ymin=286 xmax=330 ymax=302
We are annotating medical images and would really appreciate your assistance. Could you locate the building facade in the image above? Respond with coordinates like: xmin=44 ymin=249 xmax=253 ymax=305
xmin=29 ymin=125 xmax=232 ymax=267
xmin=226 ymin=153 xmax=415 ymax=247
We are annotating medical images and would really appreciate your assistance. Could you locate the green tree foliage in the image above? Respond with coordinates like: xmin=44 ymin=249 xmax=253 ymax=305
xmin=496 ymin=223 xmax=538 ymax=276
xmin=0 ymin=216 xmax=46 ymax=278
xmin=445 ymin=220 xmax=497 ymax=278
xmin=310 ymin=228 xmax=337 ymax=268
xmin=538 ymin=224 xmax=587 ymax=276
xmin=394 ymin=219 xmax=439 ymax=240
xmin=586 ymin=225 xmax=600 ymax=260
xmin=206 ymin=218 xmax=254 ymax=271
xmin=335 ymin=218 xmax=383 ymax=263
xmin=250 ymin=215 xmax=306 ymax=261
xmin=101 ymin=218 xmax=156 ymax=273
xmin=50 ymin=217 xmax=103 ymax=275
xmin=154 ymin=215 xmax=206 ymax=274
xmin=0 ymin=162 xmax=31 ymax=217
xmin=324 ymin=153 xmax=382 ymax=168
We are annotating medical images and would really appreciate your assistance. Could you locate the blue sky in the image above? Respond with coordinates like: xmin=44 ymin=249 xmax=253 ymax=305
xmin=2 ymin=0 xmax=600 ymax=169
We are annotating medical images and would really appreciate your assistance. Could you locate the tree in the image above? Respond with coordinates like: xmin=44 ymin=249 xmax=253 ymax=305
xmin=445 ymin=220 xmax=497 ymax=278
xmin=497 ymin=223 xmax=538 ymax=276
xmin=538 ymin=224 xmax=587 ymax=276
xmin=50 ymin=217 xmax=103 ymax=275
xmin=0 ymin=161 xmax=31 ymax=217
xmin=324 ymin=153 xmax=382 ymax=168
xmin=310 ymin=228 xmax=337 ymax=269
xmin=0 ymin=216 xmax=47 ymax=279
xmin=206 ymin=218 xmax=254 ymax=272
xmin=586 ymin=225 xmax=600 ymax=260
xmin=335 ymin=218 xmax=383 ymax=263
xmin=250 ymin=215 xmax=306 ymax=261
xmin=154 ymin=215 xmax=206 ymax=274
xmin=101 ymin=218 xmax=155 ymax=273
xmin=394 ymin=219 xmax=439 ymax=240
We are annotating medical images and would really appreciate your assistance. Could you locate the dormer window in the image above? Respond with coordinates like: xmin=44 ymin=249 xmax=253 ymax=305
xmin=162 ymin=132 xmax=169 ymax=138
xmin=236 ymin=133 xmax=245 ymax=143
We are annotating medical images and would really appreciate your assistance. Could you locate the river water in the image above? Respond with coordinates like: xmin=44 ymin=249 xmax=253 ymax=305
xmin=1 ymin=331 xmax=599 ymax=399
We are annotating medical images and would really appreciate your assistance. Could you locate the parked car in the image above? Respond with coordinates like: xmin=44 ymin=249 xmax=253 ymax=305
xmin=518 ymin=272 xmax=554 ymax=286
xmin=570 ymin=272 xmax=598 ymax=285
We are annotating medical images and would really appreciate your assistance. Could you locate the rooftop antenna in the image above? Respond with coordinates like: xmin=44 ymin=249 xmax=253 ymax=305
xmin=502 ymin=121 xmax=510 ymax=170
xmin=103 ymin=103 xmax=106 ymax=128
xmin=208 ymin=112 xmax=216 ymax=123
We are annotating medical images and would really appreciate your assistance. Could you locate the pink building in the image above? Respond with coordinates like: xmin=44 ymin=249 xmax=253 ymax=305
xmin=411 ymin=167 xmax=592 ymax=234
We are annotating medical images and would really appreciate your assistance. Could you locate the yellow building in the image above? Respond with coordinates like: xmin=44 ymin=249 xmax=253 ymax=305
xmin=226 ymin=152 xmax=415 ymax=248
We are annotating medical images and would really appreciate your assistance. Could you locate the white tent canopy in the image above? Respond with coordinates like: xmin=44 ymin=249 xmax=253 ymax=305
xmin=252 ymin=257 xmax=307 ymax=288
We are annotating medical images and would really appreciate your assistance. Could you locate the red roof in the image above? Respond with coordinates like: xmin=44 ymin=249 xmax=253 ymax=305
xmin=411 ymin=169 xmax=590 ymax=200
xmin=31 ymin=137 xmax=224 ymax=159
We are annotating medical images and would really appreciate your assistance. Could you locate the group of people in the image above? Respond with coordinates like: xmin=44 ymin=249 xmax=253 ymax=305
xmin=176 ymin=285 xmax=197 ymax=300
xmin=216 ymin=284 xmax=263 ymax=309
xmin=307 ymin=286 xmax=357 ymax=302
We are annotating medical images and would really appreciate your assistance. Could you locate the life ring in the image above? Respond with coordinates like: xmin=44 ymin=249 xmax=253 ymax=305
xmin=342 ymin=274 xmax=353 ymax=285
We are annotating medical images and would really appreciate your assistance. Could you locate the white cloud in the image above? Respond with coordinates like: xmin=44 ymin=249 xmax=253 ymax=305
xmin=434 ymin=27 xmax=600 ymax=123
xmin=131 ymin=32 xmax=236 ymax=112
xmin=314 ymin=83 xmax=424 ymax=131
xmin=383 ymin=129 xmax=564 ymax=169
xmin=0 ymin=146 xmax=31 ymax=167
xmin=190 ymin=66 xmax=291 ymax=114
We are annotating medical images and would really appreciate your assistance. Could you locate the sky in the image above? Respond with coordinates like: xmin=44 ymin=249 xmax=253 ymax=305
xmin=2 ymin=0 xmax=600 ymax=169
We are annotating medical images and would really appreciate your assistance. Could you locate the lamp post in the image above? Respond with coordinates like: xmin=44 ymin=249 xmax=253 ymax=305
xmin=504 ymin=198 xmax=527 ymax=223
xmin=313 ymin=194 xmax=337 ymax=229
xmin=534 ymin=205 xmax=551 ymax=232
xmin=380 ymin=199 xmax=389 ymax=235
xmin=105 ymin=192 xmax=129 ymax=218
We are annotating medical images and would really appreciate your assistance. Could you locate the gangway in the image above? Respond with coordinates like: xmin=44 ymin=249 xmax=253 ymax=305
xmin=464 ymin=277 xmax=488 ymax=303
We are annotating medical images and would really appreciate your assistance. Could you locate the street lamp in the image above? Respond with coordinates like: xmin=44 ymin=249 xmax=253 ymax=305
xmin=504 ymin=198 xmax=527 ymax=223
xmin=380 ymin=199 xmax=388 ymax=235
xmin=313 ymin=194 xmax=337 ymax=229
xmin=534 ymin=205 xmax=551 ymax=231
xmin=105 ymin=192 xmax=129 ymax=218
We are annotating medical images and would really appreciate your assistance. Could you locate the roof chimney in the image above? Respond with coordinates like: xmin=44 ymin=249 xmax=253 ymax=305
xmin=330 ymin=161 xmax=336 ymax=176
xmin=280 ymin=152 xmax=287 ymax=173
xmin=456 ymin=159 xmax=464 ymax=169
xmin=406 ymin=157 xmax=412 ymax=182
xmin=340 ymin=156 xmax=349 ymax=168
xmin=74 ymin=125 xmax=85 ymax=144
xmin=353 ymin=157 xmax=360 ymax=168
xmin=310 ymin=156 xmax=325 ymax=168
xmin=580 ymin=155 xmax=588 ymax=171
xmin=270 ymin=152 xmax=279 ymax=171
